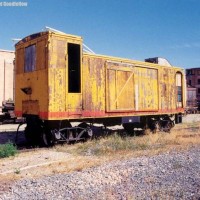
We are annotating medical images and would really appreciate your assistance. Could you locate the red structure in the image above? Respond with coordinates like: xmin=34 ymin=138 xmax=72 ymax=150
xmin=186 ymin=68 xmax=200 ymax=110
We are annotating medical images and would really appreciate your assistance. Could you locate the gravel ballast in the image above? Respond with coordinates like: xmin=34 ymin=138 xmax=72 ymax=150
xmin=1 ymin=146 xmax=199 ymax=200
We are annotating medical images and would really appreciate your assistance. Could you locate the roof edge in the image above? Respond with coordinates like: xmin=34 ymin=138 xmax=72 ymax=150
xmin=0 ymin=49 xmax=14 ymax=53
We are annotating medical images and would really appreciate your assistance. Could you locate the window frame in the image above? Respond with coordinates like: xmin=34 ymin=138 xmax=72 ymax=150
xmin=68 ymin=43 xmax=81 ymax=93
xmin=24 ymin=44 xmax=36 ymax=73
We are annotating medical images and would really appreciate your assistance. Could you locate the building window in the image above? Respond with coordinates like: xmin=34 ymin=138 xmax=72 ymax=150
xmin=186 ymin=70 xmax=191 ymax=75
xmin=198 ymin=70 xmax=200 ymax=75
xmin=186 ymin=69 xmax=195 ymax=75
xmin=198 ymin=88 xmax=200 ymax=94
xmin=189 ymin=80 xmax=192 ymax=85
xmin=198 ymin=79 xmax=200 ymax=84
xmin=24 ymin=44 xmax=36 ymax=72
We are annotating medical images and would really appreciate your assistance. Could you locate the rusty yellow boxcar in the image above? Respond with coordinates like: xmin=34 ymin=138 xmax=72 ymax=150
xmin=15 ymin=31 xmax=185 ymax=145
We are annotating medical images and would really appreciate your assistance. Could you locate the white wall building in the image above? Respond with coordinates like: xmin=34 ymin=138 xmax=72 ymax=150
xmin=0 ymin=50 xmax=15 ymax=106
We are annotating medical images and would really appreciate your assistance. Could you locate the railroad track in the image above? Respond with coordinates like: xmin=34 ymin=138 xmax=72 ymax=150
xmin=0 ymin=123 xmax=199 ymax=151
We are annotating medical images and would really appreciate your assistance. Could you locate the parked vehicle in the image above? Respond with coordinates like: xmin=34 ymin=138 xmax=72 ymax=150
xmin=15 ymin=31 xmax=185 ymax=145
xmin=0 ymin=99 xmax=15 ymax=123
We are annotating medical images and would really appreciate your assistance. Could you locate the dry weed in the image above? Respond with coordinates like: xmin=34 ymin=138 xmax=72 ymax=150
xmin=1 ymin=122 xmax=199 ymax=182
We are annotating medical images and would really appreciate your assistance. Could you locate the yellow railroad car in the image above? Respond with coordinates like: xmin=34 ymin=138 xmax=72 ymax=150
xmin=15 ymin=31 xmax=185 ymax=145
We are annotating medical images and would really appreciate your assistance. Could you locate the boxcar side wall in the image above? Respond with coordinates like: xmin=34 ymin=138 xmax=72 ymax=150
xmin=47 ymin=33 xmax=83 ymax=120
xmin=82 ymin=56 xmax=106 ymax=117
xmin=15 ymin=34 xmax=49 ymax=117
xmin=81 ymin=55 xmax=185 ymax=120
xmin=15 ymin=32 xmax=185 ymax=122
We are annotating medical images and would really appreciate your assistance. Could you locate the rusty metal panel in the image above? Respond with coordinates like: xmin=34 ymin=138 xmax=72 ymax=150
xmin=36 ymin=40 xmax=47 ymax=70
xmin=48 ymin=68 xmax=66 ymax=112
xmin=168 ymin=69 xmax=176 ymax=110
xmin=135 ymin=67 xmax=158 ymax=111
xmin=15 ymin=35 xmax=49 ymax=118
xmin=82 ymin=57 xmax=105 ymax=116
xmin=16 ymin=48 xmax=24 ymax=74
xmin=48 ymin=36 xmax=83 ymax=117
xmin=48 ymin=38 xmax=67 ymax=113
xmin=22 ymin=100 xmax=39 ymax=115
xmin=159 ymin=68 xmax=177 ymax=110
xmin=49 ymin=39 xmax=67 ymax=68
xmin=176 ymin=72 xmax=183 ymax=108
xmin=57 ymin=40 xmax=67 ymax=68
xmin=67 ymin=94 xmax=82 ymax=116
xmin=15 ymin=30 xmax=186 ymax=121
xmin=106 ymin=62 xmax=134 ymax=112
xmin=106 ymin=69 xmax=116 ymax=111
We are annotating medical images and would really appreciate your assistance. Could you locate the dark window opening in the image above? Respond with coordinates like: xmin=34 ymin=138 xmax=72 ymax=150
xmin=68 ymin=43 xmax=81 ymax=93
xmin=189 ymin=80 xmax=192 ymax=85
xmin=177 ymin=86 xmax=182 ymax=102
xmin=198 ymin=79 xmax=200 ymax=84
xmin=176 ymin=73 xmax=182 ymax=107
xmin=24 ymin=44 xmax=36 ymax=72
xmin=198 ymin=88 xmax=200 ymax=94
xmin=186 ymin=69 xmax=195 ymax=75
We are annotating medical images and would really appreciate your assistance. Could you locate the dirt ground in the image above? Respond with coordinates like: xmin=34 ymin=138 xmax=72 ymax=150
xmin=0 ymin=114 xmax=199 ymax=184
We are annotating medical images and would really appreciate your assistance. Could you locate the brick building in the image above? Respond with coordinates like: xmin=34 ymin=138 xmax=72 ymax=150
xmin=186 ymin=68 xmax=200 ymax=103
xmin=0 ymin=50 xmax=15 ymax=106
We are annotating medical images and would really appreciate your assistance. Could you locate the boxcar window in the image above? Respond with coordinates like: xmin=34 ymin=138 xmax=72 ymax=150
xmin=176 ymin=73 xmax=182 ymax=107
xmin=24 ymin=44 xmax=36 ymax=72
xmin=68 ymin=43 xmax=81 ymax=93
xmin=177 ymin=86 xmax=182 ymax=102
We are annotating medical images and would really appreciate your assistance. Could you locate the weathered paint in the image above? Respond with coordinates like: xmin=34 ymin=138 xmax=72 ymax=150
xmin=22 ymin=100 xmax=39 ymax=115
xmin=15 ymin=33 xmax=49 ymax=118
xmin=15 ymin=31 xmax=186 ymax=121
xmin=82 ymin=57 xmax=105 ymax=116
xmin=106 ymin=62 xmax=135 ymax=111
xmin=135 ymin=67 xmax=158 ymax=111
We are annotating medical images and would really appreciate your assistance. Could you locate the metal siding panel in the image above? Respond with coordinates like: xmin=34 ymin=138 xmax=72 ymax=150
xmin=106 ymin=62 xmax=134 ymax=112
xmin=116 ymin=70 xmax=134 ymax=110
xmin=49 ymin=68 xmax=66 ymax=112
xmin=160 ymin=68 xmax=169 ymax=110
xmin=22 ymin=100 xmax=39 ymax=115
xmin=16 ymin=48 xmax=24 ymax=74
xmin=107 ymin=69 xmax=117 ymax=110
xmin=48 ymin=38 xmax=67 ymax=114
xmin=36 ymin=40 xmax=46 ymax=70
xmin=82 ymin=57 xmax=105 ymax=116
xmin=137 ymin=67 xmax=158 ymax=111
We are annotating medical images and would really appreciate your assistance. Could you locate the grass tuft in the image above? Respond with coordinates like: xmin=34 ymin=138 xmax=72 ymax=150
xmin=0 ymin=142 xmax=17 ymax=158
xmin=73 ymin=133 xmax=150 ymax=156
xmin=55 ymin=122 xmax=200 ymax=161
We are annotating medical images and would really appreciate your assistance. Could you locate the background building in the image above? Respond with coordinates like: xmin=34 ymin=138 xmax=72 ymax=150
xmin=0 ymin=50 xmax=15 ymax=107
xmin=185 ymin=84 xmax=198 ymax=113
xmin=186 ymin=67 xmax=200 ymax=110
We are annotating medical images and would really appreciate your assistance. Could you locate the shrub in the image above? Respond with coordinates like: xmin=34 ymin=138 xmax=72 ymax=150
xmin=0 ymin=142 xmax=17 ymax=158
xmin=75 ymin=133 xmax=149 ymax=156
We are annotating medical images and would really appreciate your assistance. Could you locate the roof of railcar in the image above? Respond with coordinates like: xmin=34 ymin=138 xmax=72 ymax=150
xmin=15 ymin=31 xmax=184 ymax=72
xmin=15 ymin=31 xmax=82 ymax=47
xmin=83 ymin=52 xmax=184 ymax=72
